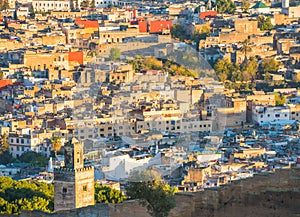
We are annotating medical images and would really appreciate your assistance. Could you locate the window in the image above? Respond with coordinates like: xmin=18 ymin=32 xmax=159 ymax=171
xmin=83 ymin=185 xmax=87 ymax=191
xmin=275 ymin=114 xmax=280 ymax=118
xmin=62 ymin=187 xmax=67 ymax=194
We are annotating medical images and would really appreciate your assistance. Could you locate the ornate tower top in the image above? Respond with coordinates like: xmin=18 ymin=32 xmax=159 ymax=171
xmin=63 ymin=137 xmax=84 ymax=170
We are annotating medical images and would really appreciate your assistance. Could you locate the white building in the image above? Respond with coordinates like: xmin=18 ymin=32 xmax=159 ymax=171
xmin=252 ymin=105 xmax=290 ymax=125
xmin=32 ymin=0 xmax=70 ymax=12
xmin=94 ymin=0 xmax=130 ymax=8
xmin=16 ymin=6 xmax=29 ymax=18
xmin=102 ymin=152 xmax=162 ymax=180
xmin=8 ymin=130 xmax=52 ymax=158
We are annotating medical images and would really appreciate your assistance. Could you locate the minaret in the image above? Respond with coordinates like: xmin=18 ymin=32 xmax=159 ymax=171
xmin=54 ymin=138 xmax=94 ymax=212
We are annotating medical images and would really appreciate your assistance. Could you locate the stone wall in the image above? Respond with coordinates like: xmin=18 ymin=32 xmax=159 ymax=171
xmin=169 ymin=167 xmax=300 ymax=217
xmin=19 ymin=168 xmax=300 ymax=217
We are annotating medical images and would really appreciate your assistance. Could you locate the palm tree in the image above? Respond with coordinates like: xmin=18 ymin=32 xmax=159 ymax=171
xmin=0 ymin=133 xmax=9 ymax=153
xmin=51 ymin=136 xmax=62 ymax=157
xmin=241 ymin=39 xmax=252 ymax=62
xmin=87 ymin=50 xmax=98 ymax=57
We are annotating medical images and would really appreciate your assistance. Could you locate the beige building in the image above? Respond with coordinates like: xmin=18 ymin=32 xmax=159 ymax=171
xmin=109 ymin=63 xmax=134 ymax=83
xmin=234 ymin=148 xmax=266 ymax=159
xmin=215 ymin=97 xmax=247 ymax=130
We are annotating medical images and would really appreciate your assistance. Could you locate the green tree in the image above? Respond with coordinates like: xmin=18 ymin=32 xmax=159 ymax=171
xmin=0 ymin=70 xmax=4 ymax=79
xmin=1 ymin=0 xmax=10 ymax=10
xmin=50 ymin=136 xmax=62 ymax=157
xmin=109 ymin=48 xmax=121 ymax=61
xmin=241 ymin=39 xmax=252 ymax=61
xmin=0 ymin=176 xmax=54 ymax=214
xmin=126 ymin=170 xmax=177 ymax=217
xmin=261 ymin=57 xmax=279 ymax=74
xmin=19 ymin=152 xmax=48 ymax=167
xmin=214 ymin=58 xmax=239 ymax=82
xmin=171 ymin=24 xmax=187 ymax=41
xmin=94 ymin=183 xmax=125 ymax=203
xmin=144 ymin=57 xmax=163 ymax=70
xmin=80 ymin=0 xmax=90 ymax=8
xmin=0 ymin=151 xmax=14 ymax=165
xmin=258 ymin=15 xmax=273 ymax=31
xmin=90 ymin=0 xmax=96 ymax=8
xmin=193 ymin=26 xmax=210 ymax=49
xmin=241 ymin=57 xmax=258 ymax=81
xmin=194 ymin=5 xmax=200 ymax=13
xmin=0 ymin=133 xmax=9 ymax=153
xmin=216 ymin=0 xmax=236 ymax=14
xmin=87 ymin=50 xmax=98 ymax=57
xmin=241 ymin=0 xmax=250 ymax=12
xmin=274 ymin=93 xmax=286 ymax=106
xmin=0 ymin=198 xmax=17 ymax=214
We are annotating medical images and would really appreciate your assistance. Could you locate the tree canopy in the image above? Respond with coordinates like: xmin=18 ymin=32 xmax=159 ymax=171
xmin=260 ymin=57 xmax=279 ymax=74
xmin=90 ymin=0 xmax=96 ymax=8
xmin=215 ymin=57 xmax=263 ymax=83
xmin=274 ymin=93 xmax=286 ymax=106
xmin=109 ymin=48 xmax=121 ymax=61
xmin=80 ymin=0 xmax=90 ymax=8
xmin=241 ymin=0 xmax=250 ymax=12
xmin=0 ymin=133 xmax=9 ymax=153
xmin=0 ymin=176 xmax=54 ymax=215
xmin=0 ymin=151 xmax=14 ymax=165
xmin=126 ymin=170 xmax=177 ymax=217
xmin=215 ymin=0 xmax=236 ymax=14
xmin=144 ymin=57 xmax=163 ymax=70
xmin=258 ymin=15 xmax=273 ymax=31
xmin=19 ymin=151 xmax=48 ymax=167
xmin=0 ymin=177 xmax=127 ymax=215
xmin=0 ymin=0 xmax=9 ymax=11
xmin=94 ymin=183 xmax=125 ymax=203
xmin=50 ymin=136 xmax=62 ymax=157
